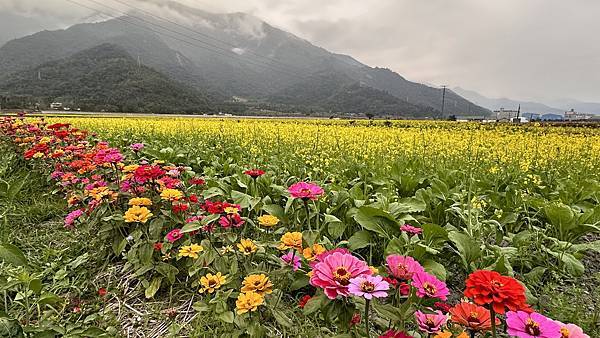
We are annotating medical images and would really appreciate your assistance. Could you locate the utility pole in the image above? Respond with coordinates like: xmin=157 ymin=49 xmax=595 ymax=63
xmin=441 ymin=85 xmax=447 ymax=115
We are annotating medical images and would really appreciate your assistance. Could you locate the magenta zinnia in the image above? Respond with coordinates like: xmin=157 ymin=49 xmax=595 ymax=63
xmin=281 ymin=251 xmax=301 ymax=271
xmin=506 ymin=311 xmax=562 ymax=338
xmin=309 ymin=252 xmax=371 ymax=299
xmin=386 ymin=255 xmax=424 ymax=281
xmin=412 ymin=271 xmax=449 ymax=301
xmin=288 ymin=182 xmax=324 ymax=200
xmin=348 ymin=275 xmax=390 ymax=299
xmin=415 ymin=310 xmax=448 ymax=334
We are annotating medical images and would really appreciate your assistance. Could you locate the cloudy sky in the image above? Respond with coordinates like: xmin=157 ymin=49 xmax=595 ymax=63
xmin=1 ymin=0 xmax=599 ymax=102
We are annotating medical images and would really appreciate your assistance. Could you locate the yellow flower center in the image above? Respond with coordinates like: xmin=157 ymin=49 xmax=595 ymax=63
xmin=525 ymin=319 xmax=541 ymax=336
xmin=423 ymin=282 xmax=437 ymax=296
xmin=560 ymin=327 xmax=570 ymax=338
xmin=333 ymin=266 xmax=351 ymax=285
xmin=360 ymin=281 xmax=375 ymax=292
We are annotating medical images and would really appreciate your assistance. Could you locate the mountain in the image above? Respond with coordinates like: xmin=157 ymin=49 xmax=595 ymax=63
xmin=0 ymin=43 xmax=213 ymax=113
xmin=0 ymin=3 xmax=489 ymax=117
xmin=545 ymin=98 xmax=600 ymax=115
xmin=453 ymin=87 xmax=564 ymax=114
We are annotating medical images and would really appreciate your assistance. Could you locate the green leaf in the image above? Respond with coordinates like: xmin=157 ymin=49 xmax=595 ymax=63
xmin=422 ymin=259 xmax=446 ymax=280
xmin=0 ymin=317 xmax=23 ymax=338
xmin=353 ymin=206 xmax=398 ymax=238
xmin=155 ymin=263 xmax=179 ymax=284
xmin=271 ymin=308 xmax=293 ymax=328
xmin=192 ymin=301 xmax=210 ymax=313
xmin=0 ymin=243 xmax=27 ymax=266
xmin=28 ymin=278 xmax=42 ymax=294
xmin=544 ymin=202 xmax=575 ymax=232
xmin=348 ymin=230 xmax=372 ymax=250
xmin=390 ymin=197 xmax=427 ymax=214
xmin=303 ymin=295 xmax=324 ymax=315
xmin=448 ymin=231 xmax=481 ymax=271
xmin=144 ymin=277 xmax=162 ymax=299
xmin=112 ymin=236 xmax=127 ymax=256
xmin=328 ymin=221 xmax=347 ymax=239
xmin=218 ymin=311 xmax=234 ymax=324
xmin=290 ymin=274 xmax=310 ymax=291
xmin=262 ymin=204 xmax=285 ymax=220
xmin=37 ymin=292 xmax=61 ymax=306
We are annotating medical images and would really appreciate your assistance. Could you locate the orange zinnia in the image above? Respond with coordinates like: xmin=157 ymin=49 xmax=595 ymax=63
xmin=449 ymin=302 xmax=500 ymax=332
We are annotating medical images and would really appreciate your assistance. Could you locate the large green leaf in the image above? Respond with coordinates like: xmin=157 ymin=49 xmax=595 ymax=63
xmin=389 ymin=197 xmax=427 ymax=214
xmin=448 ymin=231 xmax=481 ymax=271
xmin=348 ymin=230 xmax=372 ymax=250
xmin=144 ymin=277 xmax=162 ymax=299
xmin=353 ymin=206 xmax=398 ymax=238
xmin=0 ymin=243 xmax=27 ymax=267
xmin=544 ymin=202 xmax=575 ymax=232
xmin=422 ymin=259 xmax=446 ymax=280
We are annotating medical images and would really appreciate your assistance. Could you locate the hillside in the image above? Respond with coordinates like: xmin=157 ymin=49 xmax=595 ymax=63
xmin=0 ymin=43 xmax=213 ymax=113
xmin=0 ymin=4 xmax=490 ymax=117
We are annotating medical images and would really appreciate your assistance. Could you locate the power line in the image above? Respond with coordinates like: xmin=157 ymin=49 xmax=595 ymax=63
xmin=106 ymin=0 xmax=309 ymax=75
xmin=65 ymin=0 xmax=310 ymax=81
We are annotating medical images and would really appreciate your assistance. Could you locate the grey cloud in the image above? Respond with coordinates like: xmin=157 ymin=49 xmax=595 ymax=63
xmin=1 ymin=0 xmax=599 ymax=102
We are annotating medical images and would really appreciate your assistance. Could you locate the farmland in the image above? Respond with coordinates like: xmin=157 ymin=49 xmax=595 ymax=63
xmin=1 ymin=116 xmax=599 ymax=337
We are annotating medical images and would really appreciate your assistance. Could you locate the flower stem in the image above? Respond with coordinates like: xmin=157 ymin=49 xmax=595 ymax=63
xmin=490 ymin=308 xmax=497 ymax=338
xmin=303 ymin=199 xmax=311 ymax=232
xmin=365 ymin=299 xmax=371 ymax=338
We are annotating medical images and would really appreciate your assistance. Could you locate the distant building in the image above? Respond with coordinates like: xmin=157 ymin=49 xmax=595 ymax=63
xmin=50 ymin=102 xmax=63 ymax=110
xmin=493 ymin=108 xmax=520 ymax=121
xmin=564 ymin=109 xmax=594 ymax=121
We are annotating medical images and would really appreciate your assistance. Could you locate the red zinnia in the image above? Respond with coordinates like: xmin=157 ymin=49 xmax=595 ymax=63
xmin=98 ymin=288 xmax=108 ymax=297
xmin=379 ymin=330 xmax=414 ymax=338
xmin=449 ymin=302 xmax=500 ymax=332
xmin=244 ymin=169 xmax=265 ymax=178
xmin=298 ymin=295 xmax=312 ymax=308
xmin=463 ymin=270 xmax=529 ymax=314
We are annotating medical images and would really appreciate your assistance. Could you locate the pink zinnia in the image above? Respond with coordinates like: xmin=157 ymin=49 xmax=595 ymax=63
xmin=281 ymin=251 xmax=301 ymax=271
xmin=309 ymin=252 xmax=371 ymax=299
xmin=166 ymin=228 xmax=183 ymax=243
xmin=400 ymin=224 xmax=422 ymax=235
xmin=64 ymin=209 xmax=84 ymax=229
xmin=506 ymin=311 xmax=562 ymax=338
xmin=415 ymin=310 xmax=448 ymax=334
xmin=348 ymin=275 xmax=390 ymax=299
xmin=386 ymin=255 xmax=424 ymax=280
xmin=288 ymin=182 xmax=324 ymax=200
xmin=130 ymin=143 xmax=144 ymax=152
xmin=554 ymin=322 xmax=589 ymax=338
xmin=379 ymin=330 xmax=414 ymax=338
xmin=412 ymin=271 xmax=449 ymax=301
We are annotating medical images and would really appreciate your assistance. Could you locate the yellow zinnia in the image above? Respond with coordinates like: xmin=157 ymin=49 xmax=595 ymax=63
xmin=199 ymin=272 xmax=227 ymax=294
xmin=178 ymin=244 xmax=204 ymax=259
xmin=224 ymin=206 xmax=239 ymax=214
xmin=240 ymin=274 xmax=273 ymax=295
xmin=237 ymin=239 xmax=257 ymax=255
xmin=128 ymin=197 xmax=152 ymax=206
xmin=257 ymin=214 xmax=279 ymax=227
xmin=235 ymin=291 xmax=264 ymax=314
xmin=302 ymin=243 xmax=326 ymax=261
xmin=160 ymin=189 xmax=183 ymax=201
xmin=124 ymin=205 xmax=153 ymax=223
xmin=277 ymin=232 xmax=303 ymax=251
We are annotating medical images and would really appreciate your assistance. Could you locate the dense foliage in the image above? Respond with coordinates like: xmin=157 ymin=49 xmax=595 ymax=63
xmin=1 ymin=117 xmax=598 ymax=337
xmin=0 ymin=44 xmax=214 ymax=114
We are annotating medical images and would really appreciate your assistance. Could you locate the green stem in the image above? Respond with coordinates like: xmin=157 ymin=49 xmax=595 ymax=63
xmin=490 ymin=308 xmax=497 ymax=338
xmin=365 ymin=299 xmax=371 ymax=338
xmin=303 ymin=199 xmax=311 ymax=232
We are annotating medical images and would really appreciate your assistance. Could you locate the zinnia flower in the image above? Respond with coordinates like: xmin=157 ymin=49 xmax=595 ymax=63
xmin=400 ymin=224 xmax=423 ymax=235
xmin=199 ymin=272 xmax=227 ymax=294
xmin=415 ymin=310 xmax=448 ymax=334
xmin=257 ymin=214 xmax=279 ymax=227
xmin=379 ymin=330 xmax=414 ymax=338
xmin=309 ymin=251 xmax=372 ymax=299
xmin=288 ymin=182 xmax=324 ymax=200
xmin=555 ymin=322 xmax=589 ymax=338
xmin=160 ymin=188 xmax=183 ymax=201
xmin=178 ymin=244 xmax=204 ymax=259
xmin=244 ymin=169 xmax=265 ymax=178
xmin=241 ymin=274 xmax=273 ymax=295
xmin=235 ymin=291 xmax=264 ymax=314
xmin=506 ymin=311 xmax=562 ymax=338
xmin=64 ymin=209 xmax=84 ymax=229
xmin=237 ymin=239 xmax=258 ymax=255
xmin=449 ymin=302 xmax=499 ymax=332
xmin=130 ymin=143 xmax=144 ymax=152
xmin=128 ymin=197 xmax=152 ymax=206
xmin=464 ymin=270 xmax=529 ymax=314
xmin=166 ymin=228 xmax=183 ymax=243
xmin=124 ymin=206 xmax=153 ymax=223
xmin=281 ymin=251 xmax=301 ymax=271
xmin=302 ymin=243 xmax=326 ymax=261
xmin=412 ymin=271 xmax=449 ymax=301
xmin=278 ymin=232 xmax=303 ymax=251
xmin=348 ymin=275 xmax=390 ymax=299
xmin=386 ymin=255 xmax=424 ymax=281
xmin=298 ymin=295 xmax=312 ymax=308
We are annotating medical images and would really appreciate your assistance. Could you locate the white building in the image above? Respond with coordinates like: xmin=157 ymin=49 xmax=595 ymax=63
xmin=493 ymin=108 xmax=520 ymax=121
xmin=564 ymin=109 xmax=594 ymax=121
